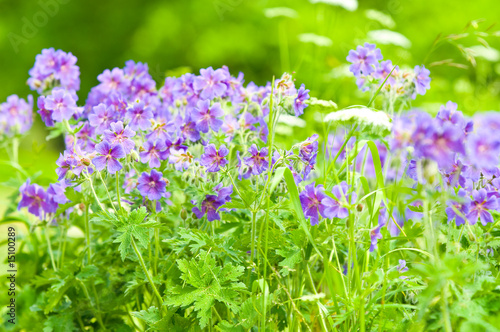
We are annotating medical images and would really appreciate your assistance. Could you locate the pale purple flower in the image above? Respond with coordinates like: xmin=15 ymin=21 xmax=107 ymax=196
xmin=44 ymin=88 xmax=78 ymax=122
xmin=322 ymin=181 xmax=356 ymax=219
xmin=200 ymin=144 xmax=229 ymax=172
xmin=413 ymin=65 xmax=431 ymax=98
xmin=47 ymin=182 xmax=69 ymax=205
xmin=92 ymin=141 xmax=126 ymax=173
xmin=346 ymin=43 xmax=383 ymax=76
xmin=37 ymin=96 xmax=54 ymax=127
xmin=466 ymin=131 xmax=500 ymax=169
xmin=299 ymin=183 xmax=327 ymax=226
xmin=445 ymin=189 xmax=471 ymax=226
xmin=140 ymin=139 xmax=167 ymax=168
xmin=137 ymin=169 xmax=167 ymax=200
xmin=244 ymin=144 xmax=268 ymax=176
xmin=0 ymin=94 xmax=33 ymax=135
xmin=168 ymin=147 xmax=193 ymax=171
xmin=193 ymin=67 xmax=228 ymax=99
xmin=466 ymin=188 xmax=497 ymax=226
xmin=18 ymin=180 xmax=56 ymax=218
xmin=126 ymin=101 xmax=153 ymax=131
xmin=293 ymin=84 xmax=310 ymax=117
xmin=97 ymin=68 xmax=129 ymax=94
xmin=370 ymin=225 xmax=384 ymax=252
xmin=103 ymin=121 xmax=136 ymax=154
xmin=89 ymin=103 xmax=115 ymax=135
xmin=191 ymin=100 xmax=224 ymax=133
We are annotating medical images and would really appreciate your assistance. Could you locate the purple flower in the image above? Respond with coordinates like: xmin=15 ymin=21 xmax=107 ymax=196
xmin=299 ymin=183 xmax=327 ymax=226
xmin=321 ymin=181 xmax=356 ymax=219
xmin=103 ymin=121 xmax=136 ymax=154
xmin=18 ymin=180 xmax=55 ymax=218
xmin=0 ymin=94 xmax=33 ymax=135
xmin=37 ymin=96 xmax=54 ymax=127
xmin=126 ymin=101 xmax=153 ymax=131
xmin=397 ymin=260 xmax=409 ymax=273
xmin=47 ymin=182 xmax=69 ymax=205
xmin=92 ymin=141 xmax=126 ymax=173
xmin=97 ymin=68 xmax=129 ymax=94
xmin=346 ymin=43 xmax=383 ymax=76
xmin=426 ymin=123 xmax=465 ymax=168
xmin=192 ymin=185 xmax=233 ymax=221
xmin=466 ymin=189 xmax=497 ymax=226
xmin=193 ymin=67 xmax=228 ymax=100
xmin=191 ymin=100 xmax=224 ymax=133
xmin=413 ymin=65 xmax=431 ymax=98
xmin=244 ymin=144 xmax=269 ymax=176
xmin=298 ymin=134 xmax=319 ymax=165
xmin=293 ymin=84 xmax=310 ymax=117
xmin=373 ymin=60 xmax=398 ymax=86
xmin=137 ymin=169 xmax=167 ymax=200
xmin=370 ymin=225 xmax=384 ymax=252
xmin=466 ymin=131 xmax=500 ymax=169
xmin=89 ymin=103 xmax=115 ymax=135
xmin=200 ymin=144 xmax=229 ymax=172
xmin=437 ymin=101 xmax=464 ymax=127
xmin=44 ymin=88 xmax=78 ymax=122
xmin=140 ymin=139 xmax=167 ymax=168
xmin=168 ymin=147 xmax=193 ymax=171
xmin=445 ymin=189 xmax=471 ymax=226
xmin=177 ymin=115 xmax=201 ymax=142
xmin=221 ymin=115 xmax=240 ymax=141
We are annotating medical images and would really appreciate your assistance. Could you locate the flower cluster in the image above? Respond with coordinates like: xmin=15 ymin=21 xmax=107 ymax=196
xmin=0 ymin=95 xmax=34 ymax=136
xmin=17 ymin=49 xmax=311 ymax=224
xmin=346 ymin=43 xmax=431 ymax=100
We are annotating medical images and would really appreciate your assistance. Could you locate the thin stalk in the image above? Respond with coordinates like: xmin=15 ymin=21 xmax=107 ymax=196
xmin=85 ymin=203 xmax=92 ymax=265
xmin=116 ymin=172 xmax=123 ymax=211
xmin=131 ymin=238 xmax=164 ymax=305
xmin=306 ymin=264 xmax=329 ymax=332
xmin=98 ymin=171 xmax=118 ymax=213
xmin=45 ymin=223 xmax=57 ymax=271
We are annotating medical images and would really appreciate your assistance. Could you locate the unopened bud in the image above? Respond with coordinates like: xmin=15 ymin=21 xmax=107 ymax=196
xmin=356 ymin=204 xmax=364 ymax=212
xmin=82 ymin=158 xmax=91 ymax=166
xmin=65 ymin=170 xmax=75 ymax=180
xmin=130 ymin=150 xmax=139 ymax=162
xmin=180 ymin=209 xmax=187 ymax=220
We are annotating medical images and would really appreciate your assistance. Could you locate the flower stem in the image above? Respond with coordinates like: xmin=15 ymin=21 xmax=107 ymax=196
xmin=131 ymin=238 xmax=164 ymax=305
xmin=84 ymin=203 xmax=92 ymax=265
xmin=45 ymin=223 xmax=57 ymax=272
xmin=116 ymin=172 xmax=123 ymax=211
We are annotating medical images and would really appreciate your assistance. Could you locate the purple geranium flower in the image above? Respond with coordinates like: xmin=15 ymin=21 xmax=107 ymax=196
xmin=321 ymin=181 xmax=356 ymax=219
xmin=193 ymin=67 xmax=228 ymax=100
xmin=137 ymin=169 xmax=167 ymax=200
xmin=126 ymin=101 xmax=153 ymax=131
xmin=466 ymin=131 xmax=500 ymax=169
xmin=299 ymin=183 xmax=327 ymax=226
xmin=200 ymin=144 xmax=229 ymax=172
xmin=37 ymin=96 xmax=54 ymax=127
xmin=346 ymin=43 xmax=383 ymax=76
xmin=191 ymin=99 xmax=224 ymax=133
xmin=244 ymin=144 xmax=268 ymax=176
xmin=192 ymin=185 xmax=233 ymax=221
xmin=18 ymin=180 xmax=55 ymax=218
xmin=89 ymin=103 xmax=115 ymax=135
xmin=293 ymin=84 xmax=310 ymax=117
xmin=445 ymin=188 xmax=471 ymax=226
xmin=466 ymin=188 xmax=497 ymax=226
xmin=103 ymin=121 xmax=136 ymax=154
xmin=44 ymin=88 xmax=78 ymax=122
xmin=168 ymin=146 xmax=193 ymax=171
xmin=413 ymin=65 xmax=431 ymax=98
xmin=140 ymin=139 xmax=167 ymax=168
xmin=370 ymin=224 xmax=384 ymax=252
xmin=92 ymin=141 xmax=126 ymax=173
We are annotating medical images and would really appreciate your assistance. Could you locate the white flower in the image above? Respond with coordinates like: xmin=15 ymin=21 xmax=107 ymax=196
xmin=469 ymin=45 xmax=500 ymax=62
xmin=298 ymin=33 xmax=333 ymax=47
xmin=324 ymin=107 xmax=392 ymax=137
xmin=264 ymin=7 xmax=298 ymax=18
xmin=364 ymin=9 xmax=396 ymax=29
xmin=309 ymin=0 xmax=358 ymax=11
xmin=367 ymin=30 xmax=412 ymax=49
xmin=278 ymin=114 xmax=307 ymax=128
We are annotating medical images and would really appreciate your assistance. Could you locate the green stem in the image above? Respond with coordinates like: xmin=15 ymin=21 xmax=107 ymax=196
xmin=116 ymin=172 xmax=123 ymax=211
xmin=131 ymin=238 xmax=164 ymax=305
xmin=98 ymin=171 xmax=118 ymax=213
xmin=45 ymin=223 xmax=57 ymax=272
xmin=85 ymin=203 xmax=92 ymax=265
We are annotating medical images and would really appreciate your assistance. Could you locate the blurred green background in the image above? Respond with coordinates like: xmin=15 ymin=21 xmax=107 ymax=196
xmin=0 ymin=0 xmax=499 ymax=192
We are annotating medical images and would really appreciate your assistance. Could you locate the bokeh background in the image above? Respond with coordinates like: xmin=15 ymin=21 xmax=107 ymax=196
xmin=1 ymin=0 xmax=499 ymax=196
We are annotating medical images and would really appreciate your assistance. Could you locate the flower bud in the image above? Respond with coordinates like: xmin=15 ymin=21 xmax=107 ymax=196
xmin=81 ymin=158 xmax=91 ymax=166
xmin=130 ymin=149 xmax=140 ymax=162
xmin=180 ymin=208 xmax=187 ymax=220
xmin=65 ymin=170 xmax=75 ymax=180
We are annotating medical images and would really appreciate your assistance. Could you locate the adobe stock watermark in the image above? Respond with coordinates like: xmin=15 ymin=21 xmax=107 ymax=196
xmin=8 ymin=0 xmax=71 ymax=54
xmin=213 ymin=0 xmax=244 ymax=21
